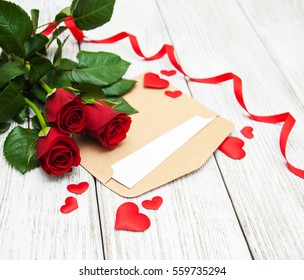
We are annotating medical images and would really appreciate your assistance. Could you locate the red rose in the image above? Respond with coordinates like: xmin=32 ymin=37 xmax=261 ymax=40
xmin=37 ymin=127 xmax=81 ymax=175
xmin=85 ymin=101 xmax=132 ymax=149
xmin=45 ymin=88 xmax=87 ymax=134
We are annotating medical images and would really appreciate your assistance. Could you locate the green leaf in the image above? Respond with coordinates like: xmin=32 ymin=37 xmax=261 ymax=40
xmin=108 ymin=97 xmax=138 ymax=115
xmin=53 ymin=38 xmax=63 ymax=67
xmin=71 ymin=0 xmax=115 ymax=30
xmin=32 ymin=84 xmax=47 ymax=103
xmin=42 ymin=59 xmax=76 ymax=89
xmin=0 ymin=81 xmax=25 ymax=122
xmin=77 ymin=83 xmax=105 ymax=101
xmin=0 ymin=1 xmax=33 ymax=54
xmin=28 ymin=57 xmax=53 ymax=84
xmin=56 ymin=58 xmax=78 ymax=70
xmin=24 ymin=34 xmax=48 ymax=59
xmin=0 ymin=122 xmax=10 ymax=134
xmin=44 ymin=68 xmax=73 ymax=88
xmin=0 ymin=51 xmax=8 ymax=65
xmin=3 ymin=126 xmax=39 ymax=174
xmin=72 ymin=51 xmax=130 ymax=86
xmin=102 ymin=79 xmax=136 ymax=97
xmin=53 ymin=35 xmax=70 ymax=68
xmin=0 ymin=61 xmax=27 ymax=88
xmin=31 ymin=115 xmax=41 ymax=130
xmin=31 ymin=9 xmax=39 ymax=33
xmin=46 ymin=26 xmax=67 ymax=48
xmin=13 ymin=106 xmax=28 ymax=124
xmin=55 ymin=6 xmax=70 ymax=22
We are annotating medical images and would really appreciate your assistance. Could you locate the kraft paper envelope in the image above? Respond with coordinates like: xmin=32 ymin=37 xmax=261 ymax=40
xmin=76 ymin=74 xmax=234 ymax=197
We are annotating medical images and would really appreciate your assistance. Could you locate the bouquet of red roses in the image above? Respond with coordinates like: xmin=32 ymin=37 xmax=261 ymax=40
xmin=0 ymin=0 xmax=137 ymax=175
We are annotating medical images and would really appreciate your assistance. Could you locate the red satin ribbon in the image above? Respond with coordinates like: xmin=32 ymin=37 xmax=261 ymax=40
xmin=41 ymin=21 xmax=59 ymax=36
xmin=43 ymin=16 xmax=304 ymax=179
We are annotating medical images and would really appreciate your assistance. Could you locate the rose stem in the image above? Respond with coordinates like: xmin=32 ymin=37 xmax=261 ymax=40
xmin=24 ymin=97 xmax=48 ymax=129
xmin=38 ymin=80 xmax=54 ymax=94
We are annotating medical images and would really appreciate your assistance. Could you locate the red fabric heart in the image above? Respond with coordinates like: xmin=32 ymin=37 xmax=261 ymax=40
xmin=60 ymin=197 xmax=78 ymax=214
xmin=165 ymin=90 xmax=182 ymax=98
xmin=144 ymin=72 xmax=169 ymax=89
xmin=67 ymin=181 xmax=89 ymax=195
xmin=218 ymin=136 xmax=246 ymax=160
xmin=115 ymin=202 xmax=150 ymax=232
xmin=241 ymin=126 xmax=254 ymax=139
xmin=142 ymin=196 xmax=163 ymax=210
xmin=161 ymin=70 xmax=177 ymax=76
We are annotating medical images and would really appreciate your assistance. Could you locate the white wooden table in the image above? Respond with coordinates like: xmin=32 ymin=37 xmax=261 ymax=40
xmin=1 ymin=0 xmax=304 ymax=260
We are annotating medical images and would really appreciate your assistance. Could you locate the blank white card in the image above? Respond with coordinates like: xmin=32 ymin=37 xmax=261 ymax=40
xmin=111 ymin=115 xmax=216 ymax=189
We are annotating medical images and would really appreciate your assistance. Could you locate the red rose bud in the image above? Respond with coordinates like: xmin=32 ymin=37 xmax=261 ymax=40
xmin=37 ymin=127 xmax=81 ymax=176
xmin=85 ymin=101 xmax=132 ymax=149
xmin=45 ymin=88 xmax=87 ymax=134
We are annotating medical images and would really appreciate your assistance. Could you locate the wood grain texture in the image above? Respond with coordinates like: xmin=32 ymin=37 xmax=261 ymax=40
xmin=1 ymin=0 xmax=304 ymax=260
xmin=0 ymin=0 xmax=103 ymax=260
xmin=237 ymin=0 xmax=304 ymax=107
xmin=157 ymin=0 xmax=304 ymax=259
xmin=81 ymin=0 xmax=251 ymax=260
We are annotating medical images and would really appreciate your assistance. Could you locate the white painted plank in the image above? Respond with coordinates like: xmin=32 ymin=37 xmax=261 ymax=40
xmin=0 ymin=0 xmax=103 ymax=259
xmin=157 ymin=0 xmax=304 ymax=259
xmin=237 ymin=0 xmax=304 ymax=107
xmin=81 ymin=0 xmax=251 ymax=259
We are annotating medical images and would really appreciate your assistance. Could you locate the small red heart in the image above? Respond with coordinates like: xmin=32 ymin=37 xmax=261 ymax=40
xmin=240 ymin=126 xmax=254 ymax=139
xmin=67 ymin=181 xmax=89 ymax=195
xmin=218 ymin=136 xmax=246 ymax=160
xmin=144 ymin=72 xmax=169 ymax=89
xmin=160 ymin=70 xmax=177 ymax=76
xmin=115 ymin=202 xmax=150 ymax=232
xmin=142 ymin=196 xmax=163 ymax=210
xmin=60 ymin=197 xmax=78 ymax=214
xmin=165 ymin=90 xmax=182 ymax=98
